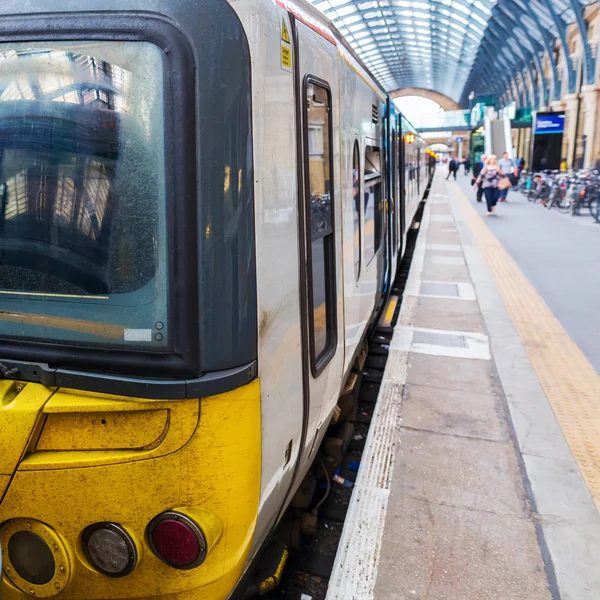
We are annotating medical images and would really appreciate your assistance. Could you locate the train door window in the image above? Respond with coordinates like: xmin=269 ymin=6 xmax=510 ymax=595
xmin=396 ymin=128 xmax=402 ymax=251
xmin=304 ymin=78 xmax=336 ymax=374
xmin=391 ymin=132 xmax=397 ymax=252
xmin=352 ymin=141 xmax=361 ymax=280
xmin=364 ymin=145 xmax=382 ymax=264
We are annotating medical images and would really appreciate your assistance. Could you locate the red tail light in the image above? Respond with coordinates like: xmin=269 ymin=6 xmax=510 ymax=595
xmin=147 ymin=512 xmax=207 ymax=569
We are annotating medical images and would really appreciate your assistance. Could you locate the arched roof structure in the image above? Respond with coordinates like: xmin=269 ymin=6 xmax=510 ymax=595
xmin=309 ymin=0 xmax=598 ymax=109
xmin=309 ymin=0 xmax=497 ymax=103
xmin=462 ymin=0 xmax=597 ymax=107
xmin=390 ymin=87 xmax=462 ymax=111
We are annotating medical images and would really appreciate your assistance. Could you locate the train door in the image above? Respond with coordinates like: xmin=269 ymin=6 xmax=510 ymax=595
xmin=417 ymin=146 xmax=422 ymax=195
xmin=382 ymin=106 xmax=391 ymax=293
xmin=293 ymin=20 xmax=344 ymax=473
xmin=399 ymin=122 xmax=406 ymax=252
xmin=386 ymin=105 xmax=399 ymax=285
xmin=395 ymin=120 xmax=402 ymax=255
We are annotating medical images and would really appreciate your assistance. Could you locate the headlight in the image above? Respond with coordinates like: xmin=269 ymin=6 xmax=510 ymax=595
xmin=8 ymin=531 xmax=55 ymax=585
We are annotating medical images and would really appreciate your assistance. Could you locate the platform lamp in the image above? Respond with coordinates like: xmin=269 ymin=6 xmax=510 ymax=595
xmin=469 ymin=91 xmax=475 ymax=111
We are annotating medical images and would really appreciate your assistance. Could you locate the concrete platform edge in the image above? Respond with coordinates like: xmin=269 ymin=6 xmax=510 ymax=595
xmin=448 ymin=182 xmax=600 ymax=600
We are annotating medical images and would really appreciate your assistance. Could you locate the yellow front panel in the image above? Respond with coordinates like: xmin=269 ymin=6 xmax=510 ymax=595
xmin=0 ymin=380 xmax=262 ymax=600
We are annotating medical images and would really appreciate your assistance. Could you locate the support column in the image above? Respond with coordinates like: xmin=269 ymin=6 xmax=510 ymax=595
xmin=562 ymin=94 xmax=579 ymax=169
xmin=549 ymin=99 xmax=567 ymax=166
xmin=581 ymin=85 xmax=600 ymax=168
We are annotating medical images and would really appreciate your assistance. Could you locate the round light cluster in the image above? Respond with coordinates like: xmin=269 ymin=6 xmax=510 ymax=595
xmin=82 ymin=523 xmax=137 ymax=577
xmin=146 ymin=511 xmax=207 ymax=570
xmin=8 ymin=530 xmax=56 ymax=585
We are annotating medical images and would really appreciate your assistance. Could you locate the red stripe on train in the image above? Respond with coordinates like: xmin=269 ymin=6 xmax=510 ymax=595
xmin=275 ymin=0 xmax=338 ymax=46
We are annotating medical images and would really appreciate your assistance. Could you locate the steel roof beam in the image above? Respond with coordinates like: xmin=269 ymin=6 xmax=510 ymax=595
xmin=537 ymin=0 xmax=577 ymax=93
xmin=497 ymin=0 xmax=549 ymax=106
xmin=491 ymin=8 xmax=542 ymax=107
xmin=565 ymin=0 xmax=596 ymax=85
xmin=473 ymin=42 xmax=520 ymax=106
xmin=484 ymin=24 xmax=534 ymax=107
xmin=500 ymin=0 xmax=562 ymax=101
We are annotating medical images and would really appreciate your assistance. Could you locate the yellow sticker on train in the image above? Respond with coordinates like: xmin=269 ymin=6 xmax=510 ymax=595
xmin=282 ymin=19 xmax=291 ymax=44
xmin=281 ymin=43 xmax=292 ymax=71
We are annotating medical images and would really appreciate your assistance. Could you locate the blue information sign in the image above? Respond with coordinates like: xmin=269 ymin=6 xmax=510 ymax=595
xmin=535 ymin=113 xmax=565 ymax=134
xmin=456 ymin=137 xmax=463 ymax=143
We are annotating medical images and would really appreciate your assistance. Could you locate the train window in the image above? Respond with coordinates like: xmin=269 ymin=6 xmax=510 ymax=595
xmin=364 ymin=145 xmax=382 ymax=264
xmin=391 ymin=132 xmax=397 ymax=252
xmin=396 ymin=128 xmax=402 ymax=252
xmin=352 ymin=141 xmax=361 ymax=280
xmin=0 ymin=42 xmax=168 ymax=349
xmin=304 ymin=79 xmax=336 ymax=374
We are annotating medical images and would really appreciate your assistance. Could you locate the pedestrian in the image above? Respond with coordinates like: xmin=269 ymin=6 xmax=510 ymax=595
xmin=498 ymin=151 xmax=514 ymax=202
xmin=560 ymin=157 xmax=568 ymax=171
xmin=464 ymin=157 xmax=471 ymax=174
xmin=472 ymin=154 xmax=486 ymax=203
xmin=476 ymin=154 xmax=500 ymax=216
xmin=446 ymin=156 xmax=458 ymax=180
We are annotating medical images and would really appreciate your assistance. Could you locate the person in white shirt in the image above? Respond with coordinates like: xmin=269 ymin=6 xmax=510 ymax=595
xmin=498 ymin=152 xmax=514 ymax=202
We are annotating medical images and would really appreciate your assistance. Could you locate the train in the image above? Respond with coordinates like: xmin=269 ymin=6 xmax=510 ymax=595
xmin=0 ymin=0 xmax=434 ymax=599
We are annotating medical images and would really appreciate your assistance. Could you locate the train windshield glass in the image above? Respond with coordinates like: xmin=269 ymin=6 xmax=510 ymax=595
xmin=0 ymin=42 xmax=169 ymax=350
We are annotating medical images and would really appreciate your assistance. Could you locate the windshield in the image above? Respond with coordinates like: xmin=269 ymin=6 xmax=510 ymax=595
xmin=0 ymin=42 xmax=169 ymax=349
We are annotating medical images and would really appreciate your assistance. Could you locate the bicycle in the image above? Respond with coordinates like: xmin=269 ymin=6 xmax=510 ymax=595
xmin=545 ymin=173 xmax=572 ymax=213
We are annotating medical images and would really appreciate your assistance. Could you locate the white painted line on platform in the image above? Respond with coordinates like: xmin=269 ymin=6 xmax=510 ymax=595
xmin=420 ymin=280 xmax=477 ymax=301
xmin=391 ymin=325 xmax=490 ymax=360
xmin=427 ymin=243 xmax=462 ymax=251
xmin=325 ymin=200 xmax=432 ymax=600
xmin=430 ymin=255 xmax=466 ymax=265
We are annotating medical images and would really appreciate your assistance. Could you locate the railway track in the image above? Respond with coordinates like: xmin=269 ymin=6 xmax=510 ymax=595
xmin=262 ymin=198 xmax=427 ymax=600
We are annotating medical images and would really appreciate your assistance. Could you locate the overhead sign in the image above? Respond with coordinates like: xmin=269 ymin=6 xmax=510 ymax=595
xmin=456 ymin=137 xmax=463 ymax=143
xmin=535 ymin=112 xmax=565 ymax=135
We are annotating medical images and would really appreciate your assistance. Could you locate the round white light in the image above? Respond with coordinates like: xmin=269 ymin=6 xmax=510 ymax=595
xmin=83 ymin=523 xmax=137 ymax=577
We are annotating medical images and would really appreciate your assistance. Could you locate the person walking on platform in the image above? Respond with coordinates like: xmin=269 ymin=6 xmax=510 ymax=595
xmin=498 ymin=151 xmax=514 ymax=202
xmin=446 ymin=156 xmax=458 ymax=180
xmin=464 ymin=157 xmax=471 ymax=174
xmin=472 ymin=154 xmax=486 ymax=203
xmin=476 ymin=154 xmax=500 ymax=216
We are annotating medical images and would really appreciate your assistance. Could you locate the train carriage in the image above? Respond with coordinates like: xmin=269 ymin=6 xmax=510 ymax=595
xmin=0 ymin=1 xmax=433 ymax=598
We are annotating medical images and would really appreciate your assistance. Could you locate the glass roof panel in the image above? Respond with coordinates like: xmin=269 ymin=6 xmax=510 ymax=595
xmin=308 ymin=0 xmax=590 ymax=104
xmin=309 ymin=0 xmax=498 ymax=99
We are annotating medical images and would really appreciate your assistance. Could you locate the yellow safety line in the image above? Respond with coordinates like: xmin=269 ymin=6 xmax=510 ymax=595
xmin=451 ymin=180 xmax=600 ymax=511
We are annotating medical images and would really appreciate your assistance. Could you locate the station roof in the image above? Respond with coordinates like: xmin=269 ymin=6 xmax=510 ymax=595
xmin=309 ymin=0 xmax=597 ymax=107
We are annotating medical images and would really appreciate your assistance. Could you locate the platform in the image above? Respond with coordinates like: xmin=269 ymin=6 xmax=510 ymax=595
xmin=326 ymin=172 xmax=600 ymax=600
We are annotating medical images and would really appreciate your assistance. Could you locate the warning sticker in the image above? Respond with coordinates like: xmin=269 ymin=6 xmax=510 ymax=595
xmin=281 ymin=43 xmax=292 ymax=71
xmin=282 ymin=19 xmax=291 ymax=43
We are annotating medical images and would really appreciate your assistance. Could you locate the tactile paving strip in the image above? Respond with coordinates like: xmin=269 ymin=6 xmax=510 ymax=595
xmin=452 ymin=181 xmax=600 ymax=511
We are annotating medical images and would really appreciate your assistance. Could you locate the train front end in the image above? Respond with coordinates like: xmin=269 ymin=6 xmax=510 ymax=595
xmin=0 ymin=2 xmax=260 ymax=598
